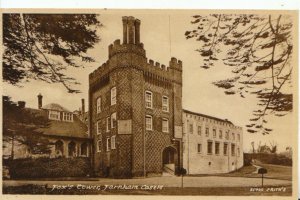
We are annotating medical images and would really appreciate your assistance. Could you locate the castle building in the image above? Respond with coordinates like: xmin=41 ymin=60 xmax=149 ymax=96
xmin=89 ymin=16 xmax=183 ymax=177
xmin=182 ymin=110 xmax=243 ymax=174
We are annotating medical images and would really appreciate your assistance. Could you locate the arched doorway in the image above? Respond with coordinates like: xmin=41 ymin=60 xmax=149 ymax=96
xmin=68 ymin=141 xmax=76 ymax=157
xmin=55 ymin=140 xmax=64 ymax=157
xmin=162 ymin=146 xmax=177 ymax=173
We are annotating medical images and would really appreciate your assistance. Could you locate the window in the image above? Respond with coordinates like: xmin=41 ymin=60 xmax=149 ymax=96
xmin=145 ymin=91 xmax=153 ymax=108
xmin=197 ymin=144 xmax=202 ymax=153
xmin=237 ymin=147 xmax=240 ymax=157
xmin=189 ymin=124 xmax=193 ymax=134
xmin=111 ymin=135 xmax=116 ymax=149
xmin=224 ymin=143 xmax=228 ymax=155
xmin=111 ymin=87 xmax=117 ymax=105
xmin=63 ymin=112 xmax=73 ymax=122
xmin=111 ymin=112 xmax=117 ymax=128
xmin=232 ymin=133 xmax=235 ymax=140
xmin=146 ymin=115 xmax=153 ymax=130
xmin=225 ymin=131 xmax=229 ymax=140
xmin=231 ymin=144 xmax=236 ymax=156
xmin=237 ymin=134 xmax=240 ymax=141
xmin=219 ymin=130 xmax=223 ymax=139
xmin=49 ymin=110 xmax=60 ymax=120
xmin=207 ymin=141 xmax=213 ymax=154
xmin=106 ymin=117 xmax=110 ymax=132
xmin=97 ymin=121 xmax=101 ymax=135
xmin=162 ymin=118 xmax=169 ymax=133
xmin=215 ymin=142 xmax=220 ymax=155
xmin=205 ymin=127 xmax=209 ymax=137
xmin=96 ymin=97 xmax=101 ymax=113
xmin=197 ymin=126 xmax=202 ymax=135
xmin=97 ymin=140 xmax=102 ymax=152
xmin=162 ymin=96 xmax=169 ymax=112
xmin=106 ymin=137 xmax=111 ymax=151
xmin=213 ymin=129 xmax=216 ymax=138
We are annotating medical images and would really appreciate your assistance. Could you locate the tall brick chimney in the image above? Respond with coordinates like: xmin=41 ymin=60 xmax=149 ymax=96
xmin=37 ymin=93 xmax=43 ymax=109
xmin=18 ymin=101 xmax=26 ymax=109
xmin=81 ymin=98 xmax=85 ymax=115
xmin=122 ymin=16 xmax=141 ymax=45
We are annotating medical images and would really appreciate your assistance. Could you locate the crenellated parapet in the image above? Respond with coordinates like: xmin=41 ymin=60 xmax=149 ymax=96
xmin=169 ymin=57 xmax=182 ymax=71
xmin=108 ymin=39 xmax=146 ymax=59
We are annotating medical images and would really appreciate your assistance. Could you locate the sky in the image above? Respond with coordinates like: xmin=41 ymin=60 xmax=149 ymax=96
xmin=2 ymin=10 xmax=296 ymax=152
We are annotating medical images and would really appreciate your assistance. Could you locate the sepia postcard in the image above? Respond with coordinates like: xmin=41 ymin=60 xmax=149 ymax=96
xmin=0 ymin=8 xmax=298 ymax=199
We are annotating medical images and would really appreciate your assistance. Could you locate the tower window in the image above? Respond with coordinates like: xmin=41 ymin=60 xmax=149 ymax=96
xmin=145 ymin=91 xmax=153 ymax=109
xmin=145 ymin=115 xmax=153 ymax=130
xmin=97 ymin=140 xmax=102 ymax=152
xmin=97 ymin=121 xmax=101 ymax=135
xmin=106 ymin=137 xmax=111 ymax=152
xmin=96 ymin=97 xmax=101 ymax=113
xmin=111 ymin=87 xmax=117 ymax=105
xmin=111 ymin=112 xmax=117 ymax=128
xmin=111 ymin=135 xmax=116 ymax=149
xmin=162 ymin=118 xmax=169 ymax=133
xmin=162 ymin=96 xmax=169 ymax=112
xmin=106 ymin=117 xmax=110 ymax=132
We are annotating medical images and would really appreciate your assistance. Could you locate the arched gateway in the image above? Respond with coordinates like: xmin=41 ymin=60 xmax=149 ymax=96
xmin=162 ymin=146 xmax=178 ymax=174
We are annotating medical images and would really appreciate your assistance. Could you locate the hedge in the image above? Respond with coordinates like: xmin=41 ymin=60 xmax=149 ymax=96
xmin=7 ymin=157 xmax=92 ymax=179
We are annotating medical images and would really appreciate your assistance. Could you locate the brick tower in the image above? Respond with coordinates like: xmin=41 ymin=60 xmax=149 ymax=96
xmin=89 ymin=16 xmax=183 ymax=177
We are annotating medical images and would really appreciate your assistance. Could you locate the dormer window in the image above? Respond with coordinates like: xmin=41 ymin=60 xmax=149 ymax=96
xmin=49 ymin=110 xmax=60 ymax=120
xmin=63 ymin=112 xmax=73 ymax=122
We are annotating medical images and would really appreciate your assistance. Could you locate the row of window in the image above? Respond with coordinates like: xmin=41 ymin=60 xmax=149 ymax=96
xmin=96 ymin=112 xmax=117 ymax=134
xmin=96 ymin=113 xmax=169 ymax=134
xmin=196 ymin=141 xmax=240 ymax=157
xmin=145 ymin=91 xmax=169 ymax=112
xmin=96 ymin=87 xmax=117 ymax=114
xmin=188 ymin=124 xmax=240 ymax=141
xmin=97 ymin=135 xmax=116 ymax=152
xmin=146 ymin=115 xmax=169 ymax=133
xmin=185 ymin=114 xmax=237 ymax=128
xmin=49 ymin=110 xmax=73 ymax=122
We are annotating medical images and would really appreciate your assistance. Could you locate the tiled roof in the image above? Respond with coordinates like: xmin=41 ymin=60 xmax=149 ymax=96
xmin=25 ymin=108 xmax=89 ymax=139
xmin=42 ymin=103 xmax=70 ymax=112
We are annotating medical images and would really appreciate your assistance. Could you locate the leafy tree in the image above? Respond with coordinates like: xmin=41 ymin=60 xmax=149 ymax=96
xmin=3 ymin=96 xmax=51 ymax=159
xmin=3 ymin=14 xmax=101 ymax=93
xmin=185 ymin=14 xmax=293 ymax=134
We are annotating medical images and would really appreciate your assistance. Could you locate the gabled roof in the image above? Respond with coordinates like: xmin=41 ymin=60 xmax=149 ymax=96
xmin=42 ymin=103 xmax=70 ymax=112
xmin=25 ymin=108 xmax=89 ymax=139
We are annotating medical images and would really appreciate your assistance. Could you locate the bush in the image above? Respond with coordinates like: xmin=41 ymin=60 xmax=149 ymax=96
xmin=8 ymin=157 xmax=92 ymax=179
xmin=244 ymin=153 xmax=292 ymax=166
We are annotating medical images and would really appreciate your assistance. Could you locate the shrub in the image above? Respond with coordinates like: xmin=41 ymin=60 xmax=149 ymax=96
xmin=8 ymin=157 xmax=92 ymax=179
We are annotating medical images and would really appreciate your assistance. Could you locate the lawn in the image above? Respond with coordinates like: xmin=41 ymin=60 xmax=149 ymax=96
xmin=193 ymin=164 xmax=292 ymax=181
